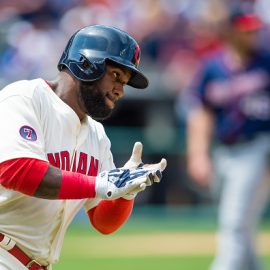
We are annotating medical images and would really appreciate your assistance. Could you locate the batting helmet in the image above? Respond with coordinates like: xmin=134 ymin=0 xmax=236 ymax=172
xmin=58 ymin=25 xmax=148 ymax=89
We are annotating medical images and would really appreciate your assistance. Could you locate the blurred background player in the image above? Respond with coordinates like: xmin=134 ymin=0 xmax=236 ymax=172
xmin=183 ymin=7 xmax=270 ymax=270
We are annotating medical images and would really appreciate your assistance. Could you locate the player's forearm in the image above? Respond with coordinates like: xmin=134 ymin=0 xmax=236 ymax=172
xmin=34 ymin=166 xmax=96 ymax=199
xmin=0 ymin=156 xmax=161 ymax=200
xmin=0 ymin=158 xmax=96 ymax=199
xmin=187 ymin=107 xmax=214 ymax=157
xmin=34 ymin=164 xmax=61 ymax=198
xmin=88 ymin=198 xmax=134 ymax=234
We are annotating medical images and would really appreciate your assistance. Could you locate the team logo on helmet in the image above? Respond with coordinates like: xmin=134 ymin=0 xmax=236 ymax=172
xmin=19 ymin=125 xmax=37 ymax=141
xmin=132 ymin=45 xmax=141 ymax=67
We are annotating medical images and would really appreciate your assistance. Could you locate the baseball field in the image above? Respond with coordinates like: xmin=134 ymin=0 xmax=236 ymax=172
xmin=53 ymin=206 xmax=270 ymax=270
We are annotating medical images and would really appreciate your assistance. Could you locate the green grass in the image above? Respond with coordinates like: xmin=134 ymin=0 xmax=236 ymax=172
xmin=52 ymin=227 xmax=270 ymax=270
xmin=54 ymin=254 xmax=270 ymax=270
xmin=52 ymin=206 xmax=270 ymax=270
xmin=54 ymin=256 xmax=213 ymax=270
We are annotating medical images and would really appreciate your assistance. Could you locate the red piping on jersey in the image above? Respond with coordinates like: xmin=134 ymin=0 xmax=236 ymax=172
xmin=44 ymin=80 xmax=53 ymax=89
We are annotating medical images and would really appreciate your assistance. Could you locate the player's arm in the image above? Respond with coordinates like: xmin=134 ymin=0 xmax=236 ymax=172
xmin=0 ymin=157 xmax=135 ymax=233
xmin=87 ymin=198 xmax=134 ymax=234
xmin=186 ymin=106 xmax=214 ymax=186
xmin=0 ymin=143 xmax=166 ymax=200
xmin=0 ymin=158 xmax=95 ymax=199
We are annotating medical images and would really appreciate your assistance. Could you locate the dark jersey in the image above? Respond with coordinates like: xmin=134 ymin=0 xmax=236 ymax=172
xmin=190 ymin=47 xmax=270 ymax=144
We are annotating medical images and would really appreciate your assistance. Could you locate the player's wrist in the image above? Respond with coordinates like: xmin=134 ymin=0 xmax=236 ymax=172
xmin=58 ymin=170 xmax=96 ymax=199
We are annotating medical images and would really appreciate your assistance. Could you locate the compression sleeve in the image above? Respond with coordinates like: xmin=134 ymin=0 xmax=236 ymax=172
xmin=59 ymin=170 xmax=96 ymax=199
xmin=0 ymin=158 xmax=48 ymax=195
xmin=87 ymin=198 xmax=134 ymax=234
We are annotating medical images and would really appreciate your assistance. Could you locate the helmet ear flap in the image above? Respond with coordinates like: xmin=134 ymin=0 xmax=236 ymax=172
xmin=80 ymin=56 xmax=92 ymax=69
xmin=67 ymin=53 xmax=106 ymax=82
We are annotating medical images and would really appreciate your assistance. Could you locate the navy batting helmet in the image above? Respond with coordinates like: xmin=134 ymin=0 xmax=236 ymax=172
xmin=58 ymin=25 xmax=148 ymax=89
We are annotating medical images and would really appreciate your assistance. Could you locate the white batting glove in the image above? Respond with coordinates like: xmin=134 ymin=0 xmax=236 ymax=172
xmin=122 ymin=142 xmax=167 ymax=200
xmin=95 ymin=166 xmax=156 ymax=200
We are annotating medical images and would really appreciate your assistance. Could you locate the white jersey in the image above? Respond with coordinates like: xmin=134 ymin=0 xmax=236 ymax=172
xmin=0 ymin=79 xmax=115 ymax=265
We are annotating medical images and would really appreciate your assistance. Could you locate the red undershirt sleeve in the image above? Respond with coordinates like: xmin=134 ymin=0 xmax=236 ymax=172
xmin=87 ymin=198 xmax=134 ymax=234
xmin=0 ymin=158 xmax=49 ymax=195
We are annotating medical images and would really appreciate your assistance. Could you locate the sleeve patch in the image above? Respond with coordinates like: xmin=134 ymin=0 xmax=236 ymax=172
xmin=19 ymin=125 xmax=37 ymax=141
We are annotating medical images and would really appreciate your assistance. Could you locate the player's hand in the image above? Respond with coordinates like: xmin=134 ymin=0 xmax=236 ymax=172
xmin=187 ymin=153 xmax=212 ymax=187
xmin=95 ymin=166 xmax=160 ymax=200
xmin=121 ymin=142 xmax=167 ymax=200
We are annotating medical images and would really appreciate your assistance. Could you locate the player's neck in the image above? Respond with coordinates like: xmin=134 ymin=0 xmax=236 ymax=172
xmin=47 ymin=73 xmax=86 ymax=121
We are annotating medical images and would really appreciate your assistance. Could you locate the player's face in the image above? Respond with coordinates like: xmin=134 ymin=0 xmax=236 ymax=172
xmin=231 ymin=28 xmax=259 ymax=52
xmin=79 ymin=63 xmax=132 ymax=120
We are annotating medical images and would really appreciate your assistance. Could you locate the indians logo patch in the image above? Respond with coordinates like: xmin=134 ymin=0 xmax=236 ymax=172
xmin=19 ymin=125 xmax=37 ymax=141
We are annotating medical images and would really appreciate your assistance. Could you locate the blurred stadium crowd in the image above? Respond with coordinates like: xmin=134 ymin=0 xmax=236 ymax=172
xmin=1 ymin=0 xmax=270 ymax=206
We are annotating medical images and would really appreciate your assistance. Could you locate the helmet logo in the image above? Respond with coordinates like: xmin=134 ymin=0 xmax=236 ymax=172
xmin=133 ymin=45 xmax=140 ymax=67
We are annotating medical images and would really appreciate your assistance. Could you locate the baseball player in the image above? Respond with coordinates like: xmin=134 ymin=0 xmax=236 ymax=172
xmin=184 ymin=10 xmax=270 ymax=270
xmin=0 ymin=25 xmax=167 ymax=270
